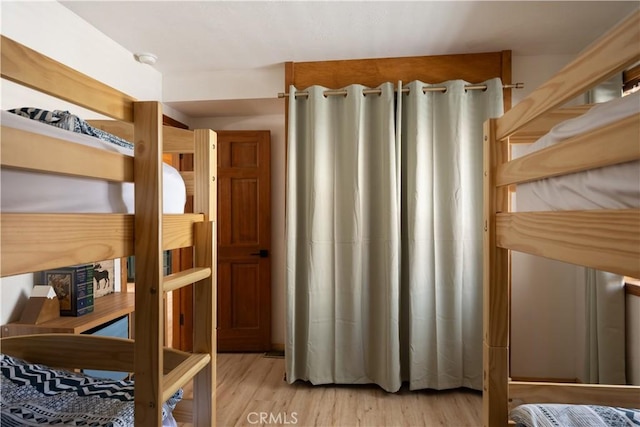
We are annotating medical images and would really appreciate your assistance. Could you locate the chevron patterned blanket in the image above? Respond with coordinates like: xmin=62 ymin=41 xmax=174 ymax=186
xmin=0 ymin=354 xmax=182 ymax=426
xmin=8 ymin=107 xmax=134 ymax=150
xmin=511 ymin=403 xmax=640 ymax=427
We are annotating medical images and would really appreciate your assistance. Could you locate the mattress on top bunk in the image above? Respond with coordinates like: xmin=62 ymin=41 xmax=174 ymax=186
xmin=516 ymin=91 xmax=640 ymax=213
xmin=0 ymin=109 xmax=186 ymax=214
xmin=511 ymin=403 xmax=640 ymax=427
xmin=0 ymin=353 xmax=181 ymax=427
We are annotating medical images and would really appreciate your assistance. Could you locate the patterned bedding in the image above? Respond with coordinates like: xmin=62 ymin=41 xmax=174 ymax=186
xmin=0 ymin=354 xmax=182 ymax=427
xmin=511 ymin=404 xmax=640 ymax=427
xmin=8 ymin=107 xmax=134 ymax=149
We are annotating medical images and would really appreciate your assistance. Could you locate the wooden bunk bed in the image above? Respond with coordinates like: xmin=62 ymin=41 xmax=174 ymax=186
xmin=482 ymin=9 xmax=640 ymax=427
xmin=0 ymin=35 xmax=217 ymax=426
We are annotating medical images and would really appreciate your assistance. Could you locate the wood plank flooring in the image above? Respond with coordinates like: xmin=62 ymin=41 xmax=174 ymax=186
xmin=178 ymin=353 xmax=482 ymax=427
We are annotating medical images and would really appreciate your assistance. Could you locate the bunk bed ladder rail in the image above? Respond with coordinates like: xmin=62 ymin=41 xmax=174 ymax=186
xmin=482 ymin=118 xmax=510 ymax=427
xmin=133 ymin=104 xmax=216 ymax=426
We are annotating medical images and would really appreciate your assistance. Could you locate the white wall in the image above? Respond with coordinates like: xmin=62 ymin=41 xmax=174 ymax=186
xmin=627 ymin=292 xmax=640 ymax=385
xmin=190 ymin=114 xmax=286 ymax=346
xmin=512 ymin=55 xmax=574 ymax=106
xmin=0 ymin=1 xmax=162 ymax=325
xmin=510 ymin=54 xmax=577 ymax=381
xmin=164 ymin=65 xmax=283 ymax=105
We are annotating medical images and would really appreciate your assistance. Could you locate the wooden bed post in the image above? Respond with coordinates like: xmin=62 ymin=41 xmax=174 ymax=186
xmin=192 ymin=129 xmax=217 ymax=426
xmin=133 ymin=101 xmax=165 ymax=425
xmin=482 ymin=118 xmax=510 ymax=426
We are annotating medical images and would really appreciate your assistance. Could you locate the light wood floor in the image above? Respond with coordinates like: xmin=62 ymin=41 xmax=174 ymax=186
xmin=178 ymin=353 xmax=482 ymax=427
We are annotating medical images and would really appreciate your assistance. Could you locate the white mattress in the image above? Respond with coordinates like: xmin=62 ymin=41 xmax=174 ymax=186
xmin=0 ymin=110 xmax=186 ymax=213
xmin=517 ymin=91 xmax=640 ymax=213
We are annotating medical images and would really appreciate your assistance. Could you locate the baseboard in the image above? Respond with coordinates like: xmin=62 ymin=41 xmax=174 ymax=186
xmin=271 ymin=343 xmax=285 ymax=352
xmin=510 ymin=376 xmax=580 ymax=383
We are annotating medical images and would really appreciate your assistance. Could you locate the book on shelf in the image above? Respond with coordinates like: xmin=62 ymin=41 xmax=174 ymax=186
xmin=35 ymin=264 xmax=94 ymax=317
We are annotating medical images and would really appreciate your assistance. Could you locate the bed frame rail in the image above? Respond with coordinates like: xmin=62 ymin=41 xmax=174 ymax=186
xmin=1 ymin=334 xmax=194 ymax=374
xmin=483 ymin=8 xmax=640 ymax=427
xmin=0 ymin=213 xmax=203 ymax=277
xmin=88 ymin=120 xmax=196 ymax=154
xmin=497 ymin=209 xmax=640 ymax=278
xmin=495 ymin=10 xmax=640 ymax=141
xmin=1 ymin=127 xmax=134 ymax=182
xmin=1 ymin=35 xmax=135 ymax=122
xmin=509 ymin=381 xmax=640 ymax=409
xmin=498 ymin=114 xmax=639 ymax=186
xmin=507 ymin=105 xmax=592 ymax=145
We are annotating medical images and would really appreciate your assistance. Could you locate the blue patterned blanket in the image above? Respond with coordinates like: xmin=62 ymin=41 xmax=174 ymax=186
xmin=512 ymin=403 xmax=640 ymax=427
xmin=1 ymin=354 xmax=181 ymax=426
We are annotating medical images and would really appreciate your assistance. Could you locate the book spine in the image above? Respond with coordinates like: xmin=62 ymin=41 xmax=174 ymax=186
xmin=74 ymin=265 xmax=94 ymax=316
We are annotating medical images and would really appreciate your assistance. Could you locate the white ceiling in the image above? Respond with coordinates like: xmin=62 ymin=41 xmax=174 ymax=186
xmin=59 ymin=1 xmax=639 ymax=117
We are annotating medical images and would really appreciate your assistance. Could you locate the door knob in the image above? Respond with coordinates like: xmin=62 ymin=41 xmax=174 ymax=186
xmin=250 ymin=249 xmax=269 ymax=258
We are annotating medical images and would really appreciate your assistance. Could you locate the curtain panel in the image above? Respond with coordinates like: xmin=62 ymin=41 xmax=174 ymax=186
xmin=286 ymin=83 xmax=402 ymax=392
xmin=286 ymin=79 xmax=503 ymax=392
xmin=401 ymin=79 xmax=502 ymax=390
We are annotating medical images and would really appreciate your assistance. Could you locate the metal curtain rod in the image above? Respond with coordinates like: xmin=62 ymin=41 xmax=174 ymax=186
xmin=277 ymin=83 xmax=524 ymax=98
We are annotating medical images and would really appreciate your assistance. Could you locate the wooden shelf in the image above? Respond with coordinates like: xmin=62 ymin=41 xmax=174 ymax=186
xmin=1 ymin=292 xmax=135 ymax=337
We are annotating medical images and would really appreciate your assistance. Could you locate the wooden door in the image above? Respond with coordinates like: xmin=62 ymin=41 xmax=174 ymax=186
xmin=217 ymin=130 xmax=271 ymax=352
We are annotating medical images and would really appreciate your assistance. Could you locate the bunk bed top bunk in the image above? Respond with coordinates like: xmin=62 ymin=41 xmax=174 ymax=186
xmin=483 ymin=10 xmax=640 ymax=427
xmin=482 ymin=8 xmax=640 ymax=427
xmin=0 ymin=35 xmax=217 ymax=426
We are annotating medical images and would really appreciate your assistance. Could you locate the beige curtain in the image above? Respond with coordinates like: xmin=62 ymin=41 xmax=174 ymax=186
xmin=286 ymin=79 xmax=503 ymax=392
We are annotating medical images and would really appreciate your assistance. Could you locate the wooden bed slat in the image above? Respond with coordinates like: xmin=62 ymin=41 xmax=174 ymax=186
xmin=163 ymin=267 xmax=212 ymax=293
xmin=509 ymin=381 xmax=640 ymax=409
xmin=0 ymin=213 xmax=203 ymax=277
xmin=88 ymin=120 xmax=197 ymax=153
xmin=495 ymin=10 xmax=640 ymax=140
xmin=0 ymin=334 xmax=193 ymax=373
xmin=497 ymin=114 xmax=640 ymax=186
xmin=180 ymin=171 xmax=195 ymax=196
xmin=162 ymin=352 xmax=211 ymax=403
xmin=496 ymin=209 xmax=640 ymax=278
xmin=164 ymin=126 xmax=196 ymax=153
xmin=507 ymin=105 xmax=592 ymax=144
xmin=1 ymin=126 xmax=134 ymax=182
xmin=87 ymin=119 xmax=135 ymax=141
xmin=1 ymin=213 xmax=132 ymax=276
xmin=162 ymin=214 xmax=204 ymax=250
xmin=0 ymin=35 xmax=135 ymax=122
